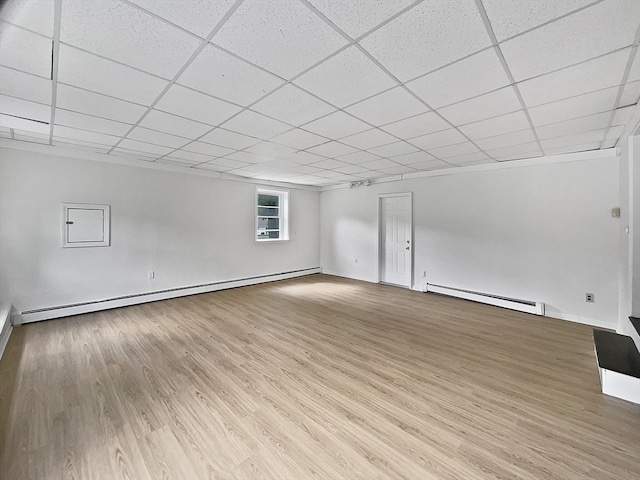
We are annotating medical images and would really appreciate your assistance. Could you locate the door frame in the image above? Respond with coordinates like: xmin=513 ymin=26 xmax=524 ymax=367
xmin=377 ymin=192 xmax=413 ymax=288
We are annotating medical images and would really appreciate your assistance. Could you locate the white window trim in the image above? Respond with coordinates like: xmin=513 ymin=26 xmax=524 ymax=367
xmin=256 ymin=187 xmax=289 ymax=242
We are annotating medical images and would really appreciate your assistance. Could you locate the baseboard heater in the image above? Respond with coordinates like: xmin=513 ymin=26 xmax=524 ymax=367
xmin=13 ymin=267 xmax=322 ymax=325
xmin=425 ymin=283 xmax=545 ymax=316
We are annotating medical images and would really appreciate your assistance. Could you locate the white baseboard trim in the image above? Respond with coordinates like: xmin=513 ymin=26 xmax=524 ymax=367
xmin=320 ymin=270 xmax=378 ymax=284
xmin=546 ymin=312 xmax=616 ymax=330
xmin=424 ymin=283 xmax=544 ymax=316
xmin=12 ymin=267 xmax=321 ymax=325
xmin=0 ymin=304 xmax=13 ymax=361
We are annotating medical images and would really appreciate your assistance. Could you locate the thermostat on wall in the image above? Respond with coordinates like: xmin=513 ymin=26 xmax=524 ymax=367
xmin=62 ymin=203 xmax=111 ymax=248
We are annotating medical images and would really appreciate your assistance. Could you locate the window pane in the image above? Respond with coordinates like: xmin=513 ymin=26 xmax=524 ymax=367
xmin=268 ymin=230 xmax=280 ymax=239
xmin=258 ymin=194 xmax=279 ymax=207
xmin=258 ymin=207 xmax=278 ymax=216
xmin=267 ymin=218 xmax=279 ymax=229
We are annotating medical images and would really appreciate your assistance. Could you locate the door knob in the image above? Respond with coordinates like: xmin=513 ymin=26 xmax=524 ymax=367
xmin=406 ymin=246 xmax=410 ymax=250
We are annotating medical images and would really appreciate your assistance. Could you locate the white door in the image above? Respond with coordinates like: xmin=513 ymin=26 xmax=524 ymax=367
xmin=379 ymin=194 xmax=412 ymax=287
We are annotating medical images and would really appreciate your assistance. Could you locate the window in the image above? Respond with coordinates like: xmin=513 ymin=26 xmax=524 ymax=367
xmin=256 ymin=188 xmax=289 ymax=241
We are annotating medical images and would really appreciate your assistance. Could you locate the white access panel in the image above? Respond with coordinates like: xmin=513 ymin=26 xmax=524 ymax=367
xmin=62 ymin=203 xmax=110 ymax=248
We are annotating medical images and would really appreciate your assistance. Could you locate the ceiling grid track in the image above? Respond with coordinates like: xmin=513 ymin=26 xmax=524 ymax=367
xmin=47 ymin=0 xmax=62 ymax=145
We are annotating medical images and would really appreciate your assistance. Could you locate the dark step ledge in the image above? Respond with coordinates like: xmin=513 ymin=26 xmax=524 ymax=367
xmin=631 ymin=317 xmax=640 ymax=337
xmin=593 ymin=329 xmax=640 ymax=379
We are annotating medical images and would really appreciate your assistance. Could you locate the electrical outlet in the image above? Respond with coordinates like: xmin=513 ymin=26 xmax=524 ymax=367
xmin=585 ymin=293 xmax=594 ymax=303
xmin=148 ymin=271 xmax=155 ymax=280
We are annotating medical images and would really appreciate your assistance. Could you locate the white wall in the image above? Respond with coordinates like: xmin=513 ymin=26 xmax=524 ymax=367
xmin=0 ymin=147 xmax=320 ymax=312
xmin=321 ymin=156 xmax=621 ymax=328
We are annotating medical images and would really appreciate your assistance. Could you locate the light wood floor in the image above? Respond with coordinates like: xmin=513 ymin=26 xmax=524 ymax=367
xmin=1 ymin=274 xmax=639 ymax=479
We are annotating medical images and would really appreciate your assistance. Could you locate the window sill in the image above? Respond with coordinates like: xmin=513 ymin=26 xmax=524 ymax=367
xmin=256 ymin=238 xmax=290 ymax=243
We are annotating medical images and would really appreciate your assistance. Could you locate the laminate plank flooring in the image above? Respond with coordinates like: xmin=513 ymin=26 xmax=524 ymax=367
xmin=1 ymin=274 xmax=639 ymax=479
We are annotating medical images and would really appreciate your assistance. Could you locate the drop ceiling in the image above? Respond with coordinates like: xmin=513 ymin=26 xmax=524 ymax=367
xmin=0 ymin=0 xmax=639 ymax=186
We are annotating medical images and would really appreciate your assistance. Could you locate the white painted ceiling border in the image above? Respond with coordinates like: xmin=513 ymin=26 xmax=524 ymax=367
xmin=321 ymin=148 xmax=619 ymax=191
xmin=0 ymin=138 xmax=321 ymax=192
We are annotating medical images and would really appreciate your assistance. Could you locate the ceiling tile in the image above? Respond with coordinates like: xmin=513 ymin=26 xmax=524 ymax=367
xmin=302 ymin=111 xmax=370 ymax=139
xmin=220 ymin=110 xmax=291 ymax=140
xmin=409 ymin=128 xmax=467 ymax=150
xmin=337 ymin=151 xmax=381 ymax=164
xmin=518 ymin=49 xmax=629 ymax=107
xmin=110 ymin=147 xmax=158 ymax=161
xmin=619 ymin=81 xmax=640 ymax=107
xmin=377 ymin=165 xmax=417 ymax=175
xmin=501 ymin=0 xmax=640 ymax=81
xmin=0 ymin=113 xmax=49 ymax=134
xmin=360 ymin=0 xmax=491 ymax=82
xmin=55 ymin=109 xmax=131 ymax=136
xmin=340 ymin=128 xmax=397 ymax=150
xmin=157 ymin=157 xmax=200 ymax=167
xmin=482 ymin=0 xmax=595 ymax=41
xmin=227 ymin=151 xmax=275 ymax=164
xmin=474 ymin=128 xmax=537 ymax=150
xmin=305 ymin=141 xmax=358 ymax=158
xmin=213 ymin=0 xmax=347 ymax=79
xmin=332 ymin=164 xmax=370 ymax=174
xmin=427 ymin=141 xmax=479 ymax=159
xmin=0 ymin=94 xmax=50 ymax=122
xmin=205 ymin=157 xmax=250 ymax=169
xmin=544 ymin=141 xmax=602 ymax=156
xmin=245 ymin=141 xmax=297 ymax=158
xmin=528 ymin=87 xmax=618 ymax=126
xmin=61 ymin=0 xmax=201 ymax=79
xmin=178 ymin=43 xmax=283 ymax=106
xmin=368 ymin=141 xmax=419 ymax=158
xmin=281 ymin=151 xmax=328 ymax=165
xmin=56 ymin=84 xmax=147 ymax=124
xmin=540 ymin=129 xmax=607 ymax=150
xmin=603 ymin=139 xmax=618 ymax=149
xmin=628 ymin=48 xmax=640 ymax=82
xmin=494 ymin=151 xmax=542 ymax=162
xmin=606 ymin=124 xmax=625 ymax=140
xmin=193 ymin=162 xmax=230 ymax=172
xmin=485 ymin=141 xmax=541 ymax=159
xmin=345 ymin=87 xmax=429 ymax=126
xmin=139 ymin=109 xmax=212 ymax=139
xmin=437 ymin=86 xmax=522 ymax=126
xmin=200 ymin=128 xmax=260 ymax=150
xmin=612 ymin=106 xmax=635 ymax=126
xmin=446 ymin=151 xmax=490 ymax=164
xmin=310 ymin=158 xmax=353 ymax=169
xmin=127 ymin=126 xmax=190 ymax=149
xmin=269 ymin=128 xmax=327 ymax=150
xmin=358 ymin=158 xmax=399 ymax=170
xmin=155 ymin=84 xmax=242 ymax=126
xmin=294 ymin=46 xmax=396 ymax=108
xmin=0 ymin=66 xmax=51 ymax=104
xmin=169 ymin=149 xmax=214 ymax=163
xmin=127 ymin=0 xmax=237 ymax=38
xmin=459 ymin=110 xmax=530 ymax=140
xmin=535 ymin=112 xmax=612 ymax=140
xmin=53 ymin=125 xmax=120 ymax=146
xmin=381 ymin=111 xmax=450 ymax=139
xmin=58 ymin=45 xmax=169 ymax=105
xmin=182 ymin=141 xmax=235 ymax=157
xmin=116 ymin=139 xmax=173 ymax=156
xmin=402 ymin=159 xmax=449 ymax=170
xmin=52 ymin=137 xmax=112 ymax=153
xmin=391 ymin=151 xmax=437 ymax=165
xmin=0 ymin=0 xmax=55 ymax=37
xmin=250 ymin=84 xmax=336 ymax=126
xmin=308 ymin=0 xmax=415 ymax=38
xmin=407 ymin=48 xmax=510 ymax=109
xmin=0 ymin=23 xmax=52 ymax=77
